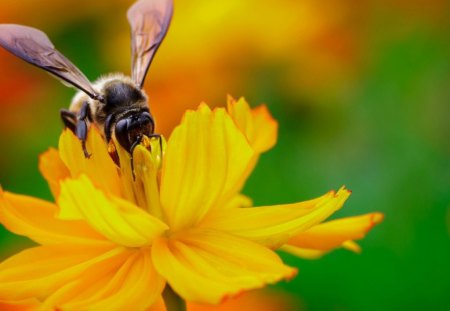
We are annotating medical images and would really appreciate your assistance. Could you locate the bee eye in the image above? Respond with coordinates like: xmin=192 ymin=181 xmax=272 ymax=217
xmin=115 ymin=118 xmax=131 ymax=152
xmin=140 ymin=112 xmax=155 ymax=133
xmin=141 ymin=111 xmax=151 ymax=120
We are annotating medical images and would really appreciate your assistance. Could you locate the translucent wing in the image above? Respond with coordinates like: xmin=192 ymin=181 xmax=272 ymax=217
xmin=128 ymin=0 xmax=173 ymax=88
xmin=0 ymin=24 xmax=102 ymax=101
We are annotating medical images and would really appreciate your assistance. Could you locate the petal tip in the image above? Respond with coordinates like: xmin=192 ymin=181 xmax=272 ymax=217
xmin=220 ymin=289 xmax=246 ymax=304
xmin=198 ymin=102 xmax=211 ymax=111
xmin=339 ymin=185 xmax=352 ymax=193
xmin=337 ymin=186 xmax=352 ymax=199
xmin=286 ymin=267 xmax=299 ymax=280
xmin=366 ymin=212 xmax=384 ymax=232
xmin=372 ymin=212 xmax=384 ymax=224
xmin=252 ymin=104 xmax=275 ymax=120
xmin=212 ymin=106 xmax=227 ymax=115
xmin=60 ymin=127 xmax=76 ymax=141
xmin=226 ymin=94 xmax=237 ymax=103
xmin=38 ymin=147 xmax=58 ymax=158
xmin=343 ymin=240 xmax=362 ymax=253
xmin=218 ymin=265 xmax=297 ymax=304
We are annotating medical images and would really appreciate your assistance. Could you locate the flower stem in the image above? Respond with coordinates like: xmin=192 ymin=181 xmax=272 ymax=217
xmin=163 ymin=286 xmax=186 ymax=311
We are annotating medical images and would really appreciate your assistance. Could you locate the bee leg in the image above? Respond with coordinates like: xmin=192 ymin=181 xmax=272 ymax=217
xmin=104 ymin=115 xmax=121 ymax=166
xmin=60 ymin=109 xmax=77 ymax=133
xmin=104 ymin=114 xmax=115 ymax=143
xmin=76 ymin=120 xmax=90 ymax=158
xmin=75 ymin=102 xmax=92 ymax=158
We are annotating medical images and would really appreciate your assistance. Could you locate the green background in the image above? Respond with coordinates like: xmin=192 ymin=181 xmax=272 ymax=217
xmin=0 ymin=1 xmax=449 ymax=310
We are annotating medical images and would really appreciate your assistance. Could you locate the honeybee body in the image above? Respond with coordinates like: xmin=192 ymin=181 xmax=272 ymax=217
xmin=69 ymin=74 xmax=152 ymax=145
xmin=0 ymin=0 xmax=173 ymax=156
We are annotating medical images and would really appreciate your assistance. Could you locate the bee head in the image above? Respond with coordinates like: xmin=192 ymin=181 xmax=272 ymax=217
xmin=114 ymin=112 xmax=155 ymax=153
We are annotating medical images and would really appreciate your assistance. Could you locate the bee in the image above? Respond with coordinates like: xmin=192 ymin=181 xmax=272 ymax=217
xmin=0 ymin=0 xmax=173 ymax=158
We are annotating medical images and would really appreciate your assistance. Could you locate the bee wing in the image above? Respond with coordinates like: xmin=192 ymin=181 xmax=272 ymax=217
xmin=0 ymin=24 xmax=102 ymax=101
xmin=128 ymin=0 xmax=173 ymax=88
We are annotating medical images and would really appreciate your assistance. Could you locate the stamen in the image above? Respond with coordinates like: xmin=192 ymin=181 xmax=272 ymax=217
xmin=130 ymin=136 xmax=144 ymax=180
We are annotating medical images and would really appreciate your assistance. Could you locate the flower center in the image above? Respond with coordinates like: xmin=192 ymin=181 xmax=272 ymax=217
xmin=114 ymin=135 xmax=167 ymax=221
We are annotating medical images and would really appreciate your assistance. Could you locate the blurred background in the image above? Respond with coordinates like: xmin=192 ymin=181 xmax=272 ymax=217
xmin=0 ymin=0 xmax=449 ymax=310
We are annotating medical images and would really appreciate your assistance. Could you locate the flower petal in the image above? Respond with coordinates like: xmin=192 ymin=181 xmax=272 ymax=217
xmin=43 ymin=249 xmax=164 ymax=311
xmin=342 ymin=240 xmax=362 ymax=253
xmin=58 ymin=127 xmax=122 ymax=197
xmin=203 ymin=187 xmax=351 ymax=249
xmin=279 ymin=245 xmax=326 ymax=260
xmin=57 ymin=175 xmax=168 ymax=247
xmin=281 ymin=241 xmax=362 ymax=260
xmin=152 ymin=230 xmax=296 ymax=304
xmin=285 ymin=212 xmax=384 ymax=253
xmin=38 ymin=148 xmax=70 ymax=198
xmin=160 ymin=104 xmax=254 ymax=231
xmin=226 ymin=97 xmax=279 ymax=194
xmin=0 ymin=189 xmax=108 ymax=246
xmin=0 ymin=245 xmax=127 ymax=301
xmin=227 ymin=96 xmax=278 ymax=153
xmin=0 ymin=299 xmax=40 ymax=311
xmin=223 ymin=194 xmax=253 ymax=209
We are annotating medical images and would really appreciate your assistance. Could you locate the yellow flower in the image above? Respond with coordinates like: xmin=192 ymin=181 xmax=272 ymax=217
xmin=0 ymin=97 xmax=382 ymax=310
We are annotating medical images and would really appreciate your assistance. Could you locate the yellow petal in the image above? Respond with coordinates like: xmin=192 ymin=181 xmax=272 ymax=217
xmin=0 ymin=189 xmax=108 ymax=246
xmin=282 ymin=242 xmax=361 ymax=260
xmin=203 ymin=187 xmax=351 ymax=249
xmin=279 ymin=245 xmax=326 ymax=260
xmin=43 ymin=249 xmax=164 ymax=311
xmin=227 ymin=96 xmax=278 ymax=153
xmin=38 ymin=148 xmax=70 ymax=198
xmin=0 ymin=245 xmax=127 ymax=301
xmin=58 ymin=175 xmax=168 ymax=247
xmin=286 ymin=212 xmax=384 ymax=252
xmin=225 ymin=97 xmax=279 ymax=196
xmin=223 ymin=194 xmax=253 ymax=209
xmin=160 ymin=104 xmax=254 ymax=232
xmin=342 ymin=241 xmax=362 ymax=253
xmin=58 ymin=127 xmax=122 ymax=197
xmin=152 ymin=229 xmax=296 ymax=304
xmin=0 ymin=299 xmax=40 ymax=311
xmin=144 ymin=298 xmax=166 ymax=311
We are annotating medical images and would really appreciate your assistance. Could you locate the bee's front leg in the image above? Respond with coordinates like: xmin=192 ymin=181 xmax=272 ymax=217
xmin=60 ymin=109 xmax=77 ymax=133
xmin=75 ymin=102 xmax=92 ymax=158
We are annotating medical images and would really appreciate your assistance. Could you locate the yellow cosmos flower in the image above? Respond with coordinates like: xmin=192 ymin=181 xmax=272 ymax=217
xmin=0 ymin=97 xmax=382 ymax=310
